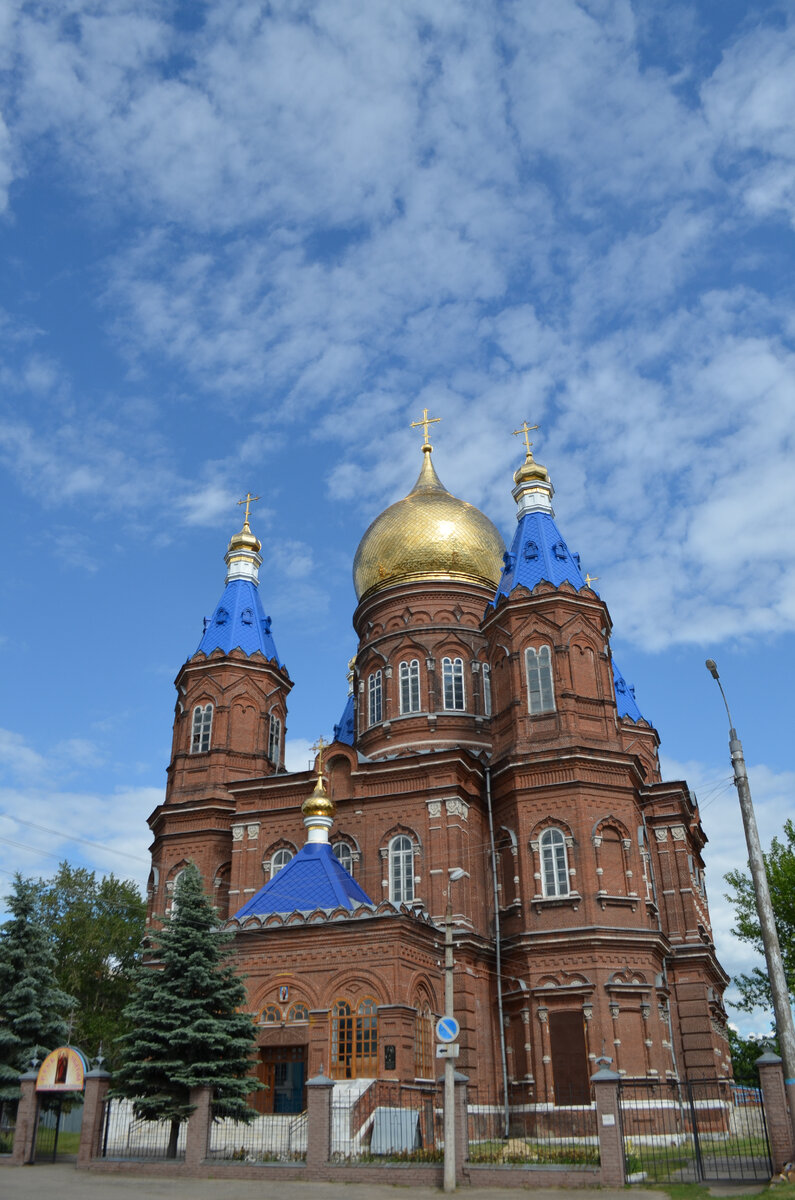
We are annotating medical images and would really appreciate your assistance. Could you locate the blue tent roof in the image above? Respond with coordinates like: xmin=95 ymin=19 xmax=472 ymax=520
xmin=233 ymin=842 xmax=372 ymax=919
xmin=492 ymin=509 xmax=587 ymax=601
xmin=612 ymin=660 xmax=645 ymax=723
xmin=333 ymin=694 xmax=355 ymax=746
xmin=195 ymin=578 xmax=281 ymax=663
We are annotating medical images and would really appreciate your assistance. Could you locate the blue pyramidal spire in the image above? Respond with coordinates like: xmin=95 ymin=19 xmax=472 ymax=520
xmin=492 ymin=441 xmax=645 ymax=723
xmin=194 ymin=512 xmax=282 ymax=664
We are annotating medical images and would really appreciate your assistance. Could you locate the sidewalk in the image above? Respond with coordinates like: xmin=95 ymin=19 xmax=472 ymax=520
xmin=0 ymin=1163 xmax=672 ymax=1200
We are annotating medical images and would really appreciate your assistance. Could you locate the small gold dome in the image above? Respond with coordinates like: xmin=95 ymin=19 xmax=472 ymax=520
xmin=353 ymin=448 xmax=506 ymax=601
xmin=228 ymin=519 xmax=261 ymax=555
xmin=513 ymin=450 xmax=550 ymax=487
xmin=302 ymin=775 xmax=335 ymax=821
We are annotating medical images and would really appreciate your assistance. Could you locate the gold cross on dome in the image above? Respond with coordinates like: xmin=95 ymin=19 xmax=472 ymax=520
xmin=312 ymin=735 xmax=329 ymax=774
xmin=237 ymin=492 xmax=260 ymax=525
xmin=513 ymin=420 xmax=539 ymax=456
xmin=585 ymin=573 xmax=599 ymax=588
xmin=410 ymin=407 xmax=441 ymax=448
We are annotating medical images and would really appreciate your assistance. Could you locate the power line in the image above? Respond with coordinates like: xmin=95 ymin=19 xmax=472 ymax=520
xmin=0 ymin=815 xmax=148 ymax=864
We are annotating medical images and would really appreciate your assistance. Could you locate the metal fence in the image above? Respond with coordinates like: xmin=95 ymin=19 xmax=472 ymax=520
xmin=466 ymin=1081 xmax=599 ymax=1168
xmin=330 ymin=1080 xmax=441 ymax=1162
xmin=207 ymin=1109 xmax=307 ymax=1162
xmin=101 ymin=1097 xmax=186 ymax=1160
xmin=618 ymin=1077 xmax=772 ymax=1184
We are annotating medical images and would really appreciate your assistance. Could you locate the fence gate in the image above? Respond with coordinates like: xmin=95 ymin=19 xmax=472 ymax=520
xmin=618 ymin=1078 xmax=772 ymax=1185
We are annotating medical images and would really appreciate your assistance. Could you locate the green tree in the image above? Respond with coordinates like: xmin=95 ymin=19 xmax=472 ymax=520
xmin=113 ymin=863 xmax=260 ymax=1157
xmin=728 ymin=1026 xmax=779 ymax=1086
xmin=0 ymin=874 xmax=76 ymax=1107
xmin=31 ymin=863 xmax=146 ymax=1067
xmin=724 ymin=817 xmax=795 ymax=1014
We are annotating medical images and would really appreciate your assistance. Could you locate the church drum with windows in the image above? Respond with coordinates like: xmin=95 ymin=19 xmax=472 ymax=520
xmin=146 ymin=436 xmax=730 ymax=1111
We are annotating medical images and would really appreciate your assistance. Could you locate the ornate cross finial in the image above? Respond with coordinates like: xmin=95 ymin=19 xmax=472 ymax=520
xmin=311 ymin=736 xmax=329 ymax=775
xmin=585 ymin=573 xmax=599 ymax=588
xmin=513 ymin=420 xmax=539 ymax=456
xmin=410 ymin=407 xmax=441 ymax=448
xmin=237 ymin=492 xmax=260 ymax=526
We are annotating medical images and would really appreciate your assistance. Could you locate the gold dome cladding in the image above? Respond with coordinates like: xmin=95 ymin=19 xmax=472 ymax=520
xmin=353 ymin=447 xmax=506 ymax=601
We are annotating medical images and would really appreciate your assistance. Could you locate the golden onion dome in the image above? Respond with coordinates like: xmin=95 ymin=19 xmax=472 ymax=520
xmin=513 ymin=449 xmax=550 ymax=487
xmin=301 ymin=774 xmax=335 ymax=821
xmin=228 ymin=519 xmax=261 ymax=556
xmin=353 ymin=447 xmax=506 ymax=601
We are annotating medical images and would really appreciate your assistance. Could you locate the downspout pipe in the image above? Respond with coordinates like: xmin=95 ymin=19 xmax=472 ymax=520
xmin=485 ymin=764 xmax=510 ymax=1138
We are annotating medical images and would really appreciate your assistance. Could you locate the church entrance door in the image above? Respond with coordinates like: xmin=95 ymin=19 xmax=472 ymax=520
xmin=548 ymin=1010 xmax=590 ymax=1105
xmin=253 ymin=1046 xmax=307 ymax=1114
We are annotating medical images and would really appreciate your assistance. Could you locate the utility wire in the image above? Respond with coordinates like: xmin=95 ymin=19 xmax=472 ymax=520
xmin=0 ymin=815 xmax=148 ymax=864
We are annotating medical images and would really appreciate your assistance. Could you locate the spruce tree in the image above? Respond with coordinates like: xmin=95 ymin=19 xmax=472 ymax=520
xmin=0 ymin=874 xmax=77 ymax=1107
xmin=114 ymin=863 xmax=260 ymax=1157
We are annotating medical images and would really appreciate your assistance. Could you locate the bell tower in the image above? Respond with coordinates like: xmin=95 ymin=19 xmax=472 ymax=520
xmin=147 ymin=498 xmax=292 ymax=924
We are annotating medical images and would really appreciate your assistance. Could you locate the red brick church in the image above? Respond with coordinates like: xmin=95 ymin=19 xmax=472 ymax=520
xmin=145 ymin=421 xmax=731 ymax=1113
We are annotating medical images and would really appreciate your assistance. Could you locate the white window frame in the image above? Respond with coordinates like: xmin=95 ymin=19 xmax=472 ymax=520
xmin=441 ymin=657 xmax=465 ymax=711
xmin=389 ymin=835 xmax=415 ymax=903
xmin=191 ymin=703 xmax=213 ymax=753
xmin=399 ymin=659 xmax=421 ymax=714
xmin=332 ymin=842 xmax=354 ymax=874
xmin=268 ymin=712 xmax=282 ymax=764
xmin=368 ymin=669 xmax=383 ymax=726
xmin=525 ymin=646 xmax=555 ymax=714
xmin=271 ymin=848 xmax=293 ymax=877
xmin=540 ymin=828 xmax=569 ymax=897
xmin=482 ymin=662 xmax=492 ymax=716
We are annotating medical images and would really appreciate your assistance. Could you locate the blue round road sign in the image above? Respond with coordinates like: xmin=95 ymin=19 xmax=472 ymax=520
xmin=435 ymin=1016 xmax=460 ymax=1043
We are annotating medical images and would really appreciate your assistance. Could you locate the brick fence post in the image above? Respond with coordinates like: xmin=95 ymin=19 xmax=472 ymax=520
xmin=591 ymin=1060 xmax=625 ymax=1187
xmin=184 ymin=1085 xmax=212 ymax=1167
xmin=454 ymin=1071 xmax=469 ymax=1182
xmin=756 ymin=1051 xmax=795 ymax=1172
xmin=10 ymin=1071 xmax=38 ymax=1165
xmin=77 ymin=1067 xmax=111 ymax=1165
xmin=306 ymin=1072 xmax=334 ymax=1169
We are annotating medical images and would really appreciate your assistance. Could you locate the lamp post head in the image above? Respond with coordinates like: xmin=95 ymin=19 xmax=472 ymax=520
xmin=705 ymin=659 xmax=719 ymax=680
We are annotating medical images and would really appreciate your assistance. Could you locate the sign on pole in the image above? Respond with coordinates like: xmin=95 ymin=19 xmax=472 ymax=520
xmin=435 ymin=1016 xmax=460 ymax=1043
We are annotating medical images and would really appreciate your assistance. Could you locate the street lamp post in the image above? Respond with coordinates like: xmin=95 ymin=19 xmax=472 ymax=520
xmin=443 ymin=868 xmax=468 ymax=1194
xmin=705 ymin=659 xmax=795 ymax=1132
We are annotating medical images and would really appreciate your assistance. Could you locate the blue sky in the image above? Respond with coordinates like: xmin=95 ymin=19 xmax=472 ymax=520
xmin=1 ymin=1 xmax=794 ymax=1037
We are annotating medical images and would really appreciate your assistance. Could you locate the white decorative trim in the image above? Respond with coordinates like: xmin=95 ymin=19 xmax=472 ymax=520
xmin=445 ymin=798 xmax=469 ymax=820
xmin=427 ymin=801 xmax=442 ymax=817
xmin=670 ymin=825 xmax=686 ymax=842
xmin=247 ymin=823 xmax=260 ymax=840
xmin=654 ymin=828 xmax=668 ymax=842
xmin=232 ymin=825 xmax=244 ymax=842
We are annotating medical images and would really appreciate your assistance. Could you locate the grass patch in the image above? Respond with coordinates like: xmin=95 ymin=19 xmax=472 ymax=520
xmin=637 ymin=1184 xmax=794 ymax=1200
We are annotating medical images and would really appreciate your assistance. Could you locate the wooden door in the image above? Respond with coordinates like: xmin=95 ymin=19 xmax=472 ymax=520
xmin=548 ymin=1010 xmax=590 ymax=1105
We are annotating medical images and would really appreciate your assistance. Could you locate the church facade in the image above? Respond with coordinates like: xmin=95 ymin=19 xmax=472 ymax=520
xmin=145 ymin=429 xmax=730 ymax=1113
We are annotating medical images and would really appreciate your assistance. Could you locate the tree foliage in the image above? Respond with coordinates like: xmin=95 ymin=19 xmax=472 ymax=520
xmin=724 ymin=817 xmax=795 ymax=1014
xmin=0 ymin=874 xmax=76 ymax=1104
xmin=113 ymin=863 xmax=260 ymax=1155
xmin=30 ymin=863 xmax=146 ymax=1067
xmin=728 ymin=1026 xmax=779 ymax=1086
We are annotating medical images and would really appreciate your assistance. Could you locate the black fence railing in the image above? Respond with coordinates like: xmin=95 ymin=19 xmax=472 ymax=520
xmin=467 ymin=1080 xmax=599 ymax=1168
xmin=330 ymin=1080 xmax=441 ymax=1162
xmin=618 ymin=1077 xmax=772 ymax=1184
xmin=207 ymin=1108 xmax=307 ymax=1162
xmin=100 ymin=1098 xmax=186 ymax=1160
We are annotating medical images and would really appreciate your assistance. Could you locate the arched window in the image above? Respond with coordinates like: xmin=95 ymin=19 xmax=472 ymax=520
xmin=389 ymin=835 xmax=415 ymax=903
xmin=441 ymin=657 xmax=465 ymax=710
xmin=268 ymin=713 xmax=282 ymax=764
xmin=415 ymin=1004 xmax=434 ymax=1078
xmin=368 ymin=670 xmax=383 ymax=726
xmin=271 ymin=848 xmax=293 ymax=877
xmin=525 ymin=646 xmax=555 ymax=714
xmin=540 ymin=828 xmax=569 ymax=897
xmin=259 ymin=1004 xmax=282 ymax=1024
xmin=167 ymin=868 xmax=185 ymax=918
xmin=331 ymin=1000 xmax=353 ymax=1078
xmin=287 ymin=1002 xmax=309 ymax=1022
xmin=482 ymin=663 xmax=492 ymax=716
xmin=356 ymin=998 xmax=378 ymax=1074
xmin=332 ymin=842 xmax=354 ymax=874
xmin=191 ymin=703 xmax=213 ymax=753
xmin=399 ymin=659 xmax=421 ymax=713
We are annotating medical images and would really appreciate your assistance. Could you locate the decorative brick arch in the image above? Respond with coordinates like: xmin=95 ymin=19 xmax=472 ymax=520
xmin=262 ymin=838 xmax=298 ymax=878
xmin=592 ymin=816 xmax=634 ymax=898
